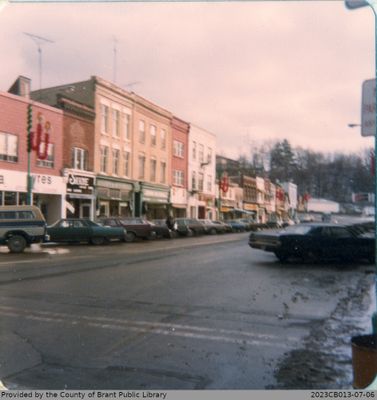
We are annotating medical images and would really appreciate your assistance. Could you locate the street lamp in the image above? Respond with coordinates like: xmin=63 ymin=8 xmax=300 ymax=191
xmin=348 ymin=123 xmax=361 ymax=128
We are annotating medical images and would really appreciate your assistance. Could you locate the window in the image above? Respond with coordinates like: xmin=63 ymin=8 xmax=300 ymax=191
xmin=207 ymin=175 xmax=212 ymax=192
xmin=112 ymin=149 xmax=120 ymax=175
xmin=139 ymin=120 xmax=145 ymax=144
xmin=173 ymin=140 xmax=184 ymax=158
xmin=0 ymin=132 xmax=18 ymax=162
xmin=138 ymin=154 xmax=145 ymax=179
xmin=207 ymin=147 xmax=212 ymax=164
xmin=173 ymin=170 xmax=184 ymax=186
xmin=123 ymin=151 xmax=130 ymax=177
xmin=71 ymin=147 xmax=88 ymax=170
xmin=150 ymin=158 xmax=156 ymax=182
xmin=160 ymin=161 xmax=166 ymax=183
xmin=100 ymin=104 xmax=109 ymax=134
xmin=192 ymin=141 xmax=197 ymax=160
xmin=161 ymin=129 xmax=166 ymax=149
xmin=124 ymin=114 xmax=130 ymax=141
xmin=199 ymin=144 xmax=204 ymax=163
xmin=100 ymin=146 xmax=109 ymax=173
xmin=150 ymin=125 xmax=157 ymax=146
xmin=37 ymin=143 xmax=54 ymax=168
xmin=198 ymin=172 xmax=204 ymax=191
xmin=192 ymin=171 xmax=196 ymax=190
xmin=112 ymin=109 xmax=120 ymax=137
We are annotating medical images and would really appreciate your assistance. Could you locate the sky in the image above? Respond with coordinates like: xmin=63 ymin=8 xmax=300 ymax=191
xmin=0 ymin=0 xmax=375 ymax=159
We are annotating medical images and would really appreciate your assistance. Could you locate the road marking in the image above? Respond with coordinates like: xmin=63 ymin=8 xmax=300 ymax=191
xmin=0 ymin=305 xmax=296 ymax=349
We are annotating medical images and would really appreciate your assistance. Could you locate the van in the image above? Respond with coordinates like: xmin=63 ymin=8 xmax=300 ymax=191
xmin=0 ymin=205 xmax=49 ymax=253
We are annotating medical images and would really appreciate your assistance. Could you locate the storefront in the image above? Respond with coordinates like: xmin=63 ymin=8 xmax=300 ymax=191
xmin=140 ymin=183 xmax=170 ymax=220
xmin=0 ymin=169 xmax=66 ymax=224
xmin=96 ymin=176 xmax=134 ymax=217
xmin=170 ymin=186 xmax=187 ymax=218
xmin=65 ymin=170 xmax=96 ymax=219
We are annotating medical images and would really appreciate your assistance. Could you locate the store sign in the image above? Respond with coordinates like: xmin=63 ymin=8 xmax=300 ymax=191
xmin=67 ymin=173 xmax=94 ymax=195
xmin=143 ymin=188 xmax=169 ymax=202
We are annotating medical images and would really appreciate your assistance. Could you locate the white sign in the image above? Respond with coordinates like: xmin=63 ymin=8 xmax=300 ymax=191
xmin=362 ymin=78 xmax=376 ymax=137
xmin=345 ymin=0 xmax=369 ymax=9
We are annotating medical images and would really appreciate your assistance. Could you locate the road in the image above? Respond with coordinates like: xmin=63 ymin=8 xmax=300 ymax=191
xmin=0 ymin=232 xmax=374 ymax=390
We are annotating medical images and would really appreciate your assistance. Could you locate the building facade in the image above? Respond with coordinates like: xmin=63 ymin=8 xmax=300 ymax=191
xmin=188 ymin=124 xmax=216 ymax=219
xmin=170 ymin=116 xmax=189 ymax=218
xmin=0 ymin=87 xmax=65 ymax=224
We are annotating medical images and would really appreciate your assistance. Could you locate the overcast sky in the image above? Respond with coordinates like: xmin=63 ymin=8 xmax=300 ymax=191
xmin=0 ymin=0 xmax=375 ymax=159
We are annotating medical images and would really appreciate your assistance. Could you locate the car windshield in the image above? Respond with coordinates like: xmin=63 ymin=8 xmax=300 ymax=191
xmin=283 ymin=225 xmax=313 ymax=235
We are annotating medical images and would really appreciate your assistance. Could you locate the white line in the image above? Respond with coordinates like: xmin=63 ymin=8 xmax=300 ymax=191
xmin=0 ymin=305 xmax=295 ymax=349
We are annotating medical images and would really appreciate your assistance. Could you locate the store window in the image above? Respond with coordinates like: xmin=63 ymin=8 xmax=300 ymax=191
xmin=4 ymin=191 xmax=17 ymax=205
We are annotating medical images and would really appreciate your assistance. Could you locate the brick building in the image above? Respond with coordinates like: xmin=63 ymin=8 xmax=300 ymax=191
xmin=0 ymin=78 xmax=65 ymax=224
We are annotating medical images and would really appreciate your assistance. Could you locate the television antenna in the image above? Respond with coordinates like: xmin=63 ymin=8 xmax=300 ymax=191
xmin=113 ymin=36 xmax=118 ymax=84
xmin=123 ymin=81 xmax=141 ymax=91
xmin=23 ymin=32 xmax=55 ymax=93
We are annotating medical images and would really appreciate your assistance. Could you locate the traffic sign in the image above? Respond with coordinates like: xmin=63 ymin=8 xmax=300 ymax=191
xmin=362 ymin=78 xmax=376 ymax=137
xmin=345 ymin=0 xmax=369 ymax=9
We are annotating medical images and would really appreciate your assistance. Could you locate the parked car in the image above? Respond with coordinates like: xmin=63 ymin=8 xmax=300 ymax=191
xmin=239 ymin=218 xmax=261 ymax=231
xmin=98 ymin=217 xmax=157 ymax=242
xmin=150 ymin=219 xmax=176 ymax=238
xmin=175 ymin=218 xmax=206 ymax=236
xmin=213 ymin=220 xmax=233 ymax=233
xmin=199 ymin=219 xmax=227 ymax=234
xmin=227 ymin=219 xmax=248 ymax=232
xmin=0 ymin=205 xmax=49 ymax=253
xmin=47 ymin=218 xmax=126 ymax=245
xmin=248 ymin=223 xmax=374 ymax=264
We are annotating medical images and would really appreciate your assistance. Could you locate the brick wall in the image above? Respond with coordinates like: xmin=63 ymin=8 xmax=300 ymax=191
xmin=0 ymin=92 xmax=63 ymax=176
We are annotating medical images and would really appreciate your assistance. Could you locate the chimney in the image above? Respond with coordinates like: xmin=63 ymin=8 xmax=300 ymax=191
xmin=8 ymin=76 xmax=31 ymax=98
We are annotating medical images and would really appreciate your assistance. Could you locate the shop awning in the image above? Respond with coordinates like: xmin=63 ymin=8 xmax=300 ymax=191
xmin=172 ymin=204 xmax=187 ymax=209
xmin=234 ymin=208 xmax=256 ymax=215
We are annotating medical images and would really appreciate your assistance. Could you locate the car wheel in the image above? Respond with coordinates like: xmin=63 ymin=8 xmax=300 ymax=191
xmin=274 ymin=251 xmax=289 ymax=263
xmin=125 ymin=232 xmax=136 ymax=243
xmin=91 ymin=236 xmax=105 ymax=245
xmin=209 ymin=228 xmax=217 ymax=235
xmin=7 ymin=235 xmax=27 ymax=253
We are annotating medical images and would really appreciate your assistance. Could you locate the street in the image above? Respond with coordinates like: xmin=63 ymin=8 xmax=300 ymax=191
xmin=0 ymin=232 xmax=374 ymax=390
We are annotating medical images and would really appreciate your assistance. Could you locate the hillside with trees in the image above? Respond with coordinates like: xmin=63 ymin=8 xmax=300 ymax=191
xmin=237 ymin=139 xmax=374 ymax=203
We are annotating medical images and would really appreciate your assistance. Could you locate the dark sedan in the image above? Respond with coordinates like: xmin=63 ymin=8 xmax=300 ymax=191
xmin=175 ymin=218 xmax=206 ymax=236
xmin=99 ymin=217 xmax=158 ymax=242
xmin=248 ymin=223 xmax=374 ymax=263
xmin=199 ymin=219 xmax=227 ymax=234
xmin=47 ymin=218 xmax=126 ymax=245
